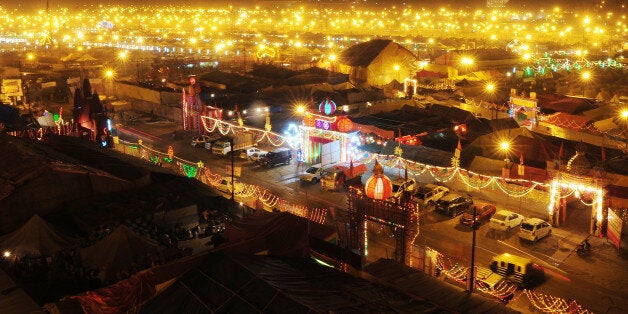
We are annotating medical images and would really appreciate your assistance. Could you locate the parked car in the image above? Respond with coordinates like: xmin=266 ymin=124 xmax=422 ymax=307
xmin=191 ymin=135 xmax=211 ymax=148
xmin=435 ymin=193 xmax=473 ymax=217
xmin=258 ymin=148 xmax=292 ymax=168
xmin=240 ymin=147 xmax=268 ymax=161
xmin=300 ymin=164 xmax=325 ymax=184
xmin=191 ymin=134 xmax=221 ymax=149
xmin=519 ymin=218 xmax=552 ymax=243
xmin=459 ymin=202 xmax=497 ymax=227
xmin=412 ymin=184 xmax=449 ymax=207
xmin=490 ymin=210 xmax=524 ymax=232
xmin=214 ymin=177 xmax=245 ymax=195
xmin=390 ymin=178 xmax=417 ymax=199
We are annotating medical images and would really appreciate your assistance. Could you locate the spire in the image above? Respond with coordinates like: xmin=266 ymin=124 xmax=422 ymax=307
xmin=373 ymin=159 xmax=383 ymax=175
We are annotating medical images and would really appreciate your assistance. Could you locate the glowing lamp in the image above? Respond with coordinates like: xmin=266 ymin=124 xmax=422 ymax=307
xmin=336 ymin=116 xmax=353 ymax=132
xmin=364 ymin=160 xmax=392 ymax=200
xmin=319 ymin=98 xmax=336 ymax=115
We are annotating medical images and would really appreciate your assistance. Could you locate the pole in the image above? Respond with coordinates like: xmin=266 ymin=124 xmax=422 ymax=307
xmin=469 ymin=205 xmax=477 ymax=293
xmin=136 ymin=60 xmax=140 ymax=83
xmin=230 ymin=138 xmax=235 ymax=202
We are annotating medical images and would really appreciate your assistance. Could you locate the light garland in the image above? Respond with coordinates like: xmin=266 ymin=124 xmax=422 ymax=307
xmin=428 ymin=246 xmax=592 ymax=311
xmin=201 ymin=115 xmax=299 ymax=149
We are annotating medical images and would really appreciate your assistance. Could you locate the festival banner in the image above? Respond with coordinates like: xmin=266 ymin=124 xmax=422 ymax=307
xmin=607 ymin=208 xmax=622 ymax=250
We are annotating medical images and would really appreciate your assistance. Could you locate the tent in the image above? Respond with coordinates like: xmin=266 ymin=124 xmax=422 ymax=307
xmin=0 ymin=215 xmax=76 ymax=257
xmin=363 ymin=259 xmax=518 ymax=314
xmin=80 ymin=225 xmax=161 ymax=282
xmin=0 ymin=269 xmax=43 ymax=313
xmin=140 ymin=253 xmax=448 ymax=313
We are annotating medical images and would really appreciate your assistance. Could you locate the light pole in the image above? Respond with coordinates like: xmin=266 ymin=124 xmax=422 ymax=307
xmin=104 ymin=69 xmax=115 ymax=96
xmin=581 ymin=71 xmax=591 ymax=97
xmin=620 ymin=109 xmax=628 ymax=154
xmin=394 ymin=64 xmax=400 ymax=82
xmin=468 ymin=205 xmax=478 ymax=293
xmin=499 ymin=140 xmax=512 ymax=178
xmin=486 ymin=82 xmax=496 ymax=119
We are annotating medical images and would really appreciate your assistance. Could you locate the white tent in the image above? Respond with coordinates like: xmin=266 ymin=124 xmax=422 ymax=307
xmin=0 ymin=215 xmax=76 ymax=257
xmin=80 ymin=225 xmax=161 ymax=282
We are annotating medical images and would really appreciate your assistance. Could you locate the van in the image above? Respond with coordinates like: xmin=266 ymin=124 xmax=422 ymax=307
xmin=258 ymin=148 xmax=292 ymax=168
xmin=490 ymin=253 xmax=545 ymax=288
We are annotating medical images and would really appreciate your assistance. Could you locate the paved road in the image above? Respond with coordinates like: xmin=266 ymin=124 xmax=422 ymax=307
xmin=117 ymin=122 xmax=627 ymax=314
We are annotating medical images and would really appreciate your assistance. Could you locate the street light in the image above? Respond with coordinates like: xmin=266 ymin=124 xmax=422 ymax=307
xmin=295 ymin=104 xmax=306 ymax=115
xmin=486 ymin=83 xmax=497 ymax=119
xmin=581 ymin=71 xmax=591 ymax=97
xmin=394 ymin=64 xmax=400 ymax=81
xmin=104 ymin=69 xmax=115 ymax=95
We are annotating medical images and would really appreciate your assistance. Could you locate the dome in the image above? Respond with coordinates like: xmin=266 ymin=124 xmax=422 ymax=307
xmin=365 ymin=160 xmax=392 ymax=200
xmin=566 ymin=142 xmax=591 ymax=176
xmin=566 ymin=153 xmax=591 ymax=175
xmin=318 ymin=98 xmax=337 ymax=115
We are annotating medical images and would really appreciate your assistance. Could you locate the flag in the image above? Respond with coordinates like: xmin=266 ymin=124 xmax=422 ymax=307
xmin=520 ymin=152 xmax=524 ymax=165
xmin=558 ymin=142 xmax=564 ymax=159
xmin=455 ymin=139 xmax=462 ymax=158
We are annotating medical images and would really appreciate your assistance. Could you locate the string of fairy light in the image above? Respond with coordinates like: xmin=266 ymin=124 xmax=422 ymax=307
xmin=7 ymin=124 xmax=606 ymax=312
xmin=117 ymin=139 xmax=327 ymax=225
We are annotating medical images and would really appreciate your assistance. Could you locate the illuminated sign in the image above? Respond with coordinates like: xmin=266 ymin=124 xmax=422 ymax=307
xmin=315 ymin=119 xmax=331 ymax=130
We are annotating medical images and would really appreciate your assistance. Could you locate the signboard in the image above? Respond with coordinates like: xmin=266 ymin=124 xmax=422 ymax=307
xmin=41 ymin=81 xmax=57 ymax=88
xmin=1 ymin=79 xmax=23 ymax=97
xmin=607 ymin=208 xmax=623 ymax=250
xmin=225 ymin=165 xmax=242 ymax=177
xmin=315 ymin=119 xmax=331 ymax=130
xmin=510 ymin=96 xmax=537 ymax=109
xmin=67 ymin=77 xmax=80 ymax=85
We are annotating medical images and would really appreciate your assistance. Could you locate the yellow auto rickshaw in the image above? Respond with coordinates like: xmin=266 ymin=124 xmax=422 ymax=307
xmin=490 ymin=253 xmax=545 ymax=288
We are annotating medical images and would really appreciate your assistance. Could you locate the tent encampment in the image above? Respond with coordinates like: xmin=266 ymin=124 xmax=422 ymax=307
xmin=0 ymin=214 xmax=76 ymax=257
xmin=80 ymin=225 xmax=161 ymax=282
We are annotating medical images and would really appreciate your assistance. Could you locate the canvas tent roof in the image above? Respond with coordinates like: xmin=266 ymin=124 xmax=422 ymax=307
xmin=140 ymin=253 xmax=448 ymax=313
xmin=381 ymin=141 xmax=454 ymax=167
xmin=80 ymin=225 xmax=161 ymax=282
xmin=592 ymin=118 xmax=617 ymax=132
xmin=0 ymin=269 xmax=43 ymax=313
xmin=339 ymin=39 xmax=391 ymax=67
xmin=0 ymin=214 xmax=76 ymax=257
xmin=537 ymin=94 xmax=596 ymax=114
xmin=225 ymin=211 xmax=337 ymax=257
xmin=363 ymin=259 xmax=519 ymax=314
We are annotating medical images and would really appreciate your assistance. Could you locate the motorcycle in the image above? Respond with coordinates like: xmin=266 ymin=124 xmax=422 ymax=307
xmin=576 ymin=239 xmax=591 ymax=256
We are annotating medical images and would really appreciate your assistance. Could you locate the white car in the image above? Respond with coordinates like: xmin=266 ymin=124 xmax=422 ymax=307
xmin=412 ymin=184 xmax=449 ymax=206
xmin=214 ymin=177 xmax=245 ymax=195
xmin=300 ymin=164 xmax=324 ymax=184
xmin=490 ymin=210 xmax=524 ymax=232
xmin=390 ymin=178 xmax=417 ymax=199
xmin=240 ymin=147 xmax=268 ymax=161
xmin=519 ymin=218 xmax=552 ymax=243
